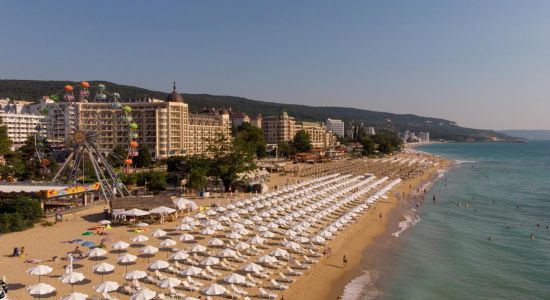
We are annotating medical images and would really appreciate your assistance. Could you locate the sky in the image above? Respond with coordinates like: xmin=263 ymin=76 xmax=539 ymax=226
xmin=1 ymin=0 xmax=550 ymax=130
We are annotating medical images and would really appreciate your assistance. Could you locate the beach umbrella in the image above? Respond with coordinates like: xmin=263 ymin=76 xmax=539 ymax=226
xmin=27 ymin=265 xmax=53 ymax=283
xmin=122 ymin=209 xmax=150 ymax=217
xmin=173 ymin=198 xmax=198 ymax=211
xmin=234 ymin=241 xmax=250 ymax=251
xmin=151 ymin=229 xmax=167 ymax=238
xmin=131 ymin=235 xmax=149 ymax=243
xmin=311 ymin=235 xmax=326 ymax=244
xmin=211 ymin=223 xmax=225 ymax=231
xmin=93 ymin=262 xmax=115 ymax=282
xmin=180 ymin=216 xmax=195 ymax=223
xmin=237 ymin=228 xmax=250 ymax=236
xmin=150 ymin=206 xmax=176 ymax=214
xmin=200 ymin=256 xmax=219 ymax=266
xmin=200 ymin=227 xmax=216 ymax=235
xmin=60 ymin=271 xmax=85 ymax=292
xmin=95 ymin=280 xmax=120 ymax=293
xmin=178 ymin=233 xmax=195 ymax=242
xmin=27 ymin=283 xmax=55 ymax=298
xmin=296 ymin=236 xmax=310 ymax=243
xmin=98 ymin=220 xmax=111 ymax=225
xmin=117 ymin=253 xmax=138 ymax=273
xmin=125 ymin=270 xmax=147 ymax=280
xmin=227 ymin=232 xmax=242 ymax=240
xmin=284 ymin=241 xmax=301 ymax=251
xmin=88 ymin=247 xmax=108 ymax=258
xmin=190 ymin=244 xmax=207 ymax=253
xmin=241 ymin=262 xmax=264 ymax=273
xmin=260 ymin=231 xmax=275 ymax=238
xmin=201 ymin=284 xmax=227 ymax=296
xmin=257 ymin=225 xmax=268 ymax=232
xmin=223 ymin=273 xmax=246 ymax=284
xmin=218 ymin=248 xmax=237 ymax=258
xmin=248 ymin=236 xmax=265 ymax=245
xmin=136 ymin=222 xmax=149 ymax=228
xmin=208 ymin=238 xmax=224 ymax=247
xmin=149 ymin=259 xmax=170 ymax=270
xmin=60 ymin=292 xmax=88 ymax=300
xmin=111 ymin=241 xmax=130 ymax=251
xmin=205 ymin=209 xmax=217 ymax=216
xmin=158 ymin=277 xmax=181 ymax=289
xmin=131 ymin=288 xmax=156 ymax=300
xmin=180 ymin=266 xmax=203 ymax=276
xmin=159 ymin=238 xmax=177 ymax=247
xmin=232 ymin=223 xmax=245 ymax=230
xmin=216 ymin=206 xmax=227 ymax=212
xmin=258 ymin=255 xmax=278 ymax=264
xmin=140 ymin=245 xmax=159 ymax=263
xmin=170 ymin=250 xmax=189 ymax=261
xmin=176 ymin=223 xmax=193 ymax=231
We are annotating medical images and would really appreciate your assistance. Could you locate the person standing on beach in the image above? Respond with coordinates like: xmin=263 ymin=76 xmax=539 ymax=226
xmin=343 ymin=255 xmax=348 ymax=268
xmin=379 ymin=213 xmax=383 ymax=220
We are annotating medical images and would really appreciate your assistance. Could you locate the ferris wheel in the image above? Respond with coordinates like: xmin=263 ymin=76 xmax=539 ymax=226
xmin=49 ymin=81 xmax=138 ymax=200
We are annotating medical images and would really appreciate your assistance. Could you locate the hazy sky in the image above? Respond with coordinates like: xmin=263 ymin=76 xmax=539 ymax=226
xmin=1 ymin=1 xmax=549 ymax=130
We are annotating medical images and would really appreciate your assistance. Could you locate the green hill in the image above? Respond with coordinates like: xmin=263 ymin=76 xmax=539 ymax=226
xmin=0 ymin=79 xmax=513 ymax=142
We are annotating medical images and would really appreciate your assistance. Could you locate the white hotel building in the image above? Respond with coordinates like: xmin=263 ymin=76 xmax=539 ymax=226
xmin=0 ymin=99 xmax=46 ymax=150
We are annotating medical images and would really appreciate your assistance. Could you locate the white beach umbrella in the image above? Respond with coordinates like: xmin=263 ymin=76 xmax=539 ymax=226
xmin=151 ymin=229 xmax=167 ymax=238
xmin=234 ymin=241 xmax=250 ymax=251
xmin=93 ymin=262 xmax=115 ymax=281
xmin=60 ymin=292 xmax=88 ymax=300
xmin=158 ymin=277 xmax=182 ymax=289
xmin=201 ymin=284 xmax=227 ymax=296
xmin=194 ymin=212 xmax=207 ymax=219
xmin=216 ymin=206 xmax=227 ymax=212
xmin=258 ymin=255 xmax=278 ymax=264
xmin=237 ymin=228 xmax=250 ymax=236
xmin=173 ymin=198 xmax=198 ymax=211
xmin=140 ymin=245 xmax=159 ymax=255
xmin=241 ymin=262 xmax=264 ymax=273
xmin=257 ymin=225 xmax=268 ymax=232
xmin=88 ymin=247 xmax=108 ymax=258
xmin=122 ymin=209 xmax=150 ymax=217
xmin=205 ymin=219 xmax=219 ymax=226
xmin=117 ymin=253 xmax=138 ymax=264
xmin=312 ymin=235 xmax=326 ymax=244
xmin=200 ymin=227 xmax=216 ymax=235
xmin=95 ymin=281 xmax=120 ymax=293
xmin=181 ymin=216 xmax=195 ymax=223
xmin=149 ymin=260 xmax=170 ymax=270
xmin=260 ymin=231 xmax=275 ymax=238
xmin=159 ymin=239 xmax=177 ymax=247
xmin=218 ymin=248 xmax=237 ymax=258
xmin=295 ymin=236 xmax=310 ymax=243
xmin=190 ymin=244 xmax=207 ymax=253
xmin=248 ymin=235 xmax=265 ymax=245
xmin=208 ymin=238 xmax=224 ymax=247
xmin=98 ymin=220 xmax=111 ymax=225
xmin=136 ymin=222 xmax=149 ymax=228
xmin=205 ymin=209 xmax=217 ymax=216
xmin=27 ymin=264 xmax=53 ymax=282
xmin=60 ymin=271 xmax=86 ymax=292
xmin=200 ymin=256 xmax=219 ymax=266
xmin=131 ymin=288 xmax=156 ymax=300
xmin=211 ymin=223 xmax=225 ymax=231
xmin=180 ymin=266 xmax=203 ymax=276
xmin=27 ymin=283 xmax=55 ymax=297
xmin=150 ymin=206 xmax=176 ymax=214
xmin=124 ymin=270 xmax=147 ymax=280
xmin=176 ymin=223 xmax=194 ymax=231
xmin=224 ymin=273 xmax=246 ymax=284
xmin=232 ymin=223 xmax=245 ymax=230
xmin=170 ymin=250 xmax=189 ymax=261
xmin=284 ymin=241 xmax=301 ymax=251
xmin=111 ymin=241 xmax=130 ymax=250
xmin=227 ymin=231 xmax=242 ymax=240
xmin=179 ymin=233 xmax=195 ymax=242
xmin=131 ymin=234 xmax=149 ymax=243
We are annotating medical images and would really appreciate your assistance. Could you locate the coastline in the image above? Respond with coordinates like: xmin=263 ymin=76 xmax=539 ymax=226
xmin=284 ymin=154 xmax=452 ymax=300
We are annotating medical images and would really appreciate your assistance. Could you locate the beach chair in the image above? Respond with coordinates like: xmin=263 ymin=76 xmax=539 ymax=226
xmin=206 ymin=265 xmax=222 ymax=276
xmin=278 ymin=272 xmax=293 ymax=283
xmin=270 ymin=279 xmax=288 ymax=290
xmin=181 ymin=280 xmax=200 ymax=292
xmin=156 ymin=293 xmax=166 ymax=300
xmin=246 ymin=273 xmax=259 ymax=284
xmin=258 ymin=287 xmax=277 ymax=299
xmin=187 ymin=275 xmax=204 ymax=287
xmin=155 ymin=269 xmax=166 ymax=280
xmin=231 ymin=284 xmax=248 ymax=296
xmin=146 ymin=275 xmax=160 ymax=285
xmin=101 ymin=292 xmax=119 ymax=300
xmin=199 ymin=270 xmax=214 ymax=280
xmin=169 ymin=287 xmax=186 ymax=299
xmin=286 ymin=266 xmax=303 ymax=276
xmin=303 ymin=255 xmax=318 ymax=264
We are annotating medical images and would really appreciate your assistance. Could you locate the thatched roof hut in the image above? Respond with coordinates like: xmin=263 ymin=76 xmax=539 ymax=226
xmin=110 ymin=195 xmax=175 ymax=211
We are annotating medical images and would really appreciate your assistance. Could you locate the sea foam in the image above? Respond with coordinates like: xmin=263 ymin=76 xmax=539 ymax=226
xmin=391 ymin=212 xmax=421 ymax=238
xmin=342 ymin=270 xmax=381 ymax=300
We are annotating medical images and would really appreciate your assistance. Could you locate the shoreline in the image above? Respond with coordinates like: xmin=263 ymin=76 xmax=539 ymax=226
xmin=284 ymin=155 xmax=452 ymax=300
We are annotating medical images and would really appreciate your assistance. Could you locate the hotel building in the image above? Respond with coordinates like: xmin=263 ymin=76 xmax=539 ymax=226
xmin=262 ymin=111 xmax=336 ymax=148
xmin=0 ymin=99 xmax=46 ymax=150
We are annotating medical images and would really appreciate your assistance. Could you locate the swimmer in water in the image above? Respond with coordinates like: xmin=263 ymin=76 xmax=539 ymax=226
xmin=488 ymin=236 xmax=492 ymax=241
xmin=457 ymin=202 xmax=461 ymax=207
xmin=530 ymin=234 xmax=535 ymax=240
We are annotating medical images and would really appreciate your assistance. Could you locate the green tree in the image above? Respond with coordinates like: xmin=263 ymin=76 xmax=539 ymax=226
xmin=360 ymin=135 xmax=375 ymax=155
xmin=291 ymin=130 xmax=312 ymax=153
xmin=137 ymin=171 xmax=166 ymax=194
xmin=188 ymin=168 xmax=209 ymax=192
xmin=134 ymin=144 xmax=153 ymax=168
xmin=234 ymin=123 xmax=267 ymax=158
xmin=208 ymin=134 xmax=255 ymax=192
xmin=276 ymin=141 xmax=294 ymax=158
xmin=108 ymin=144 xmax=128 ymax=168
xmin=0 ymin=125 xmax=12 ymax=155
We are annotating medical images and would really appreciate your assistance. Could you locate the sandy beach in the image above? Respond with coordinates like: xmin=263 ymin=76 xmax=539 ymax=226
xmin=0 ymin=151 xmax=449 ymax=300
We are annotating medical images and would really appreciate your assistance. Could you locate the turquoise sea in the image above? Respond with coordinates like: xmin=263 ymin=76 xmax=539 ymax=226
xmin=347 ymin=141 xmax=550 ymax=300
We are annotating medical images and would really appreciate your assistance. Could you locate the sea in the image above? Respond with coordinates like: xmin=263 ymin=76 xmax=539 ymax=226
xmin=342 ymin=141 xmax=550 ymax=300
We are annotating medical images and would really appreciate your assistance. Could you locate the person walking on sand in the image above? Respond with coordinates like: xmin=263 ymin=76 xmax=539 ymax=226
xmin=433 ymin=195 xmax=436 ymax=203
xmin=343 ymin=255 xmax=348 ymax=268
xmin=379 ymin=213 xmax=382 ymax=220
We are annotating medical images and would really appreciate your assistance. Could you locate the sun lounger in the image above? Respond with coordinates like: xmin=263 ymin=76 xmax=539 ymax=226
xmin=169 ymin=287 xmax=186 ymax=298
xmin=181 ymin=280 xmax=200 ymax=292
xmin=258 ymin=287 xmax=277 ymax=299
xmin=303 ymin=255 xmax=318 ymax=264
xmin=286 ymin=266 xmax=303 ymax=276
xmin=206 ymin=265 xmax=222 ymax=276
xmin=231 ymin=284 xmax=248 ymax=296
xmin=246 ymin=273 xmax=259 ymax=284
xmin=270 ymin=278 xmax=288 ymax=290
xmin=278 ymin=272 xmax=293 ymax=283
